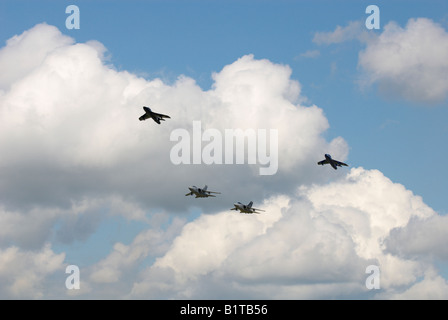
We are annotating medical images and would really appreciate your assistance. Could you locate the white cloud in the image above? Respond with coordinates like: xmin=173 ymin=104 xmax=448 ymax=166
xmin=297 ymin=49 xmax=321 ymax=59
xmin=0 ymin=23 xmax=74 ymax=90
xmin=358 ymin=18 xmax=448 ymax=103
xmin=314 ymin=18 xmax=448 ymax=104
xmin=0 ymin=244 xmax=65 ymax=299
xmin=0 ymin=196 xmax=151 ymax=251
xmin=378 ymin=268 xmax=448 ymax=300
xmin=0 ymin=23 xmax=348 ymax=216
xmin=89 ymin=216 xmax=185 ymax=284
xmin=0 ymin=23 xmax=347 ymax=299
xmin=313 ymin=21 xmax=370 ymax=45
xmin=130 ymin=168 xmax=446 ymax=299
xmin=385 ymin=214 xmax=448 ymax=260
xmin=154 ymin=195 xmax=286 ymax=279
xmin=0 ymin=23 xmax=446 ymax=299
xmin=0 ymin=206 xmax=59 ymax=249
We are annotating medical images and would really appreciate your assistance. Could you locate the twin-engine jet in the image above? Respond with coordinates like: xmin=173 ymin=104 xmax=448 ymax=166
xmin=231 ymin=201 xmax=265 ymax=214
xmin=317 ymin=154 xmax=348 ymax=170
xmin=139 ymin=106 xmax=171 ymax=124
xmin=185 ymin=185 xmax=221 ymax=198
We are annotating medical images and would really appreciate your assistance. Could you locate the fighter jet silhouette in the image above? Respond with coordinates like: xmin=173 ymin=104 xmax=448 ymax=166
xmin=231 ymin=201 xmax=265 ymax=214
xmin=317 ymin=154 xmax=348 ymax=170
xmin=185 ymin=185 xmax=221 ymax=198
xmin=139 ymin=106 xmax=171 ymax=124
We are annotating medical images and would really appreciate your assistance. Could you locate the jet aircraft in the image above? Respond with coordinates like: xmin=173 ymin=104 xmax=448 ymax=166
xmin=139 ymin=106 xmax=171 ymax=124
xmin=317 ymin=154 xmax=348 ymax=170
xmin=185 ymin=185 xmax=221 ymax=198
xmin=231 ymin=201 xmax=265 ymax=214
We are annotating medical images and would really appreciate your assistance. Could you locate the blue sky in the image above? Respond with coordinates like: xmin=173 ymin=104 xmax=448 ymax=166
xmin=0 ymin=0 xmax=448 ymax=299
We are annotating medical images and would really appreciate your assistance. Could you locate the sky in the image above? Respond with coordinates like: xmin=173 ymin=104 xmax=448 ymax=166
xmin=0 ymin=0 xmax=448 ymax=299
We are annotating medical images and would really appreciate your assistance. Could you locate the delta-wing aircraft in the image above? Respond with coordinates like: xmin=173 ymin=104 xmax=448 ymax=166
xmin=185 ymin=185 xmax=221 ymax=198
xmin=317 ymin=154 xmax=348 ymax=170
xmin=231 ymin=201 xmax=265 ymax=214
xmin=139 ymin=106 xmax=171 ymax=124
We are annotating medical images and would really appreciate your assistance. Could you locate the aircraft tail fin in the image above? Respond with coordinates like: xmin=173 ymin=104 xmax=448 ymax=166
xmin=248 ymin=201 xmax=253 ymax=208
xmin=203 ymin=185 xmax=208 ymax=191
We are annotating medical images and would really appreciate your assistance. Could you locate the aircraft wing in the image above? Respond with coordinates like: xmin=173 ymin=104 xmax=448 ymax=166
xmin=153 ymin=112 xmax=171 ymax=119
xmin=139 ymin=113 xmax=150 ymax=121
xmin=317 ymin=159 xmax=329 ymax=165
xmin=334 ymin=160 xmax=348 ymax=167
xmin=253 ymin=208 xmax=265 ymax=212
xmin=206 ymin=191 xmax=221 ymax=194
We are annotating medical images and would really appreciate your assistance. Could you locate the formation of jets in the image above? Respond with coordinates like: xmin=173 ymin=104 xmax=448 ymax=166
xmin=182 ymin=153 xmax=348 ymax=214
xmin=136 ymin=104 xmax=262 ymax=214
xmin=139 ymin=105 xmax=349 ymax=214
xmin=185 ymin=185 xmax=264 ymax=213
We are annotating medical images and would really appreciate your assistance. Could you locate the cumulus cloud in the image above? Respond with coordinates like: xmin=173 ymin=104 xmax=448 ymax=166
xmin=0 ymin=244 xmax=65 ymax=299
xmin=358 ymin=18 xmax=448 ymax=103
xmin=314 ymin=18 xmax=448 ymax=104
xmin=0 ymin=23 xmax=347 ymax=298
xmin=0 ymin=23 xmax=446 ymax=299
xmin=0 ymin=23 xmax=74 ymax=90
xmin=0 ymin=24 xmax=347 ymax=216
xmin=89 ymin=216 xmax=185 ymax=284
xmin=129 ymin=168 xmax=446 ymax=299
xmin=0 ymin=205 xmax=59 ymax=249
xmin=385 ymin=214 xmax=448 ymax=260
xmin=378 ymin=268 xmax=448 ymax=300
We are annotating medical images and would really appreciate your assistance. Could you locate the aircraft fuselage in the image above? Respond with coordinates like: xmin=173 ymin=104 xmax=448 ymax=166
xmin=189 ymin=187 xmax=208 ymax=197
xmin=233 ymin=202 xmax=254 ymax=213
xmin=325 ymin=154 xmax=338 ymax=169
